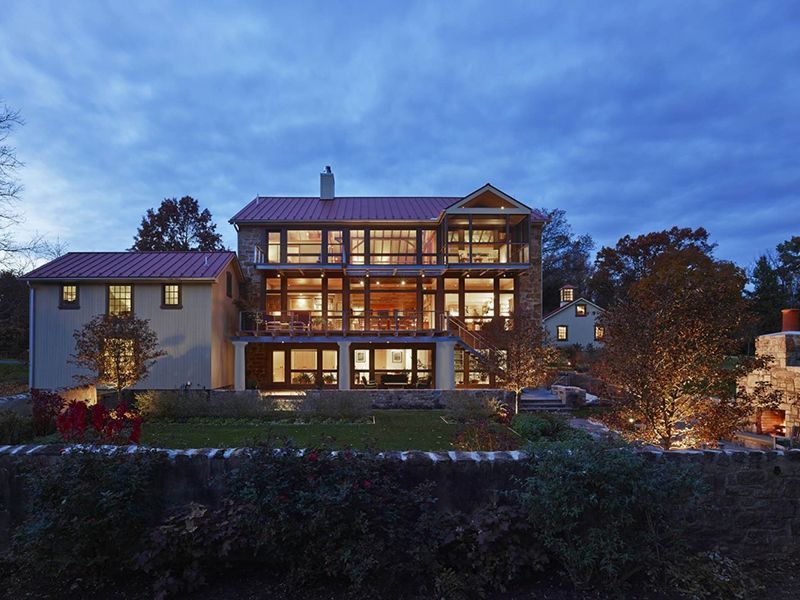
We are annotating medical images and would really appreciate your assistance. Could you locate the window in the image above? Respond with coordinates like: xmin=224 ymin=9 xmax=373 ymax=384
xmin=266 ymin=231 xmax=280 ymax=263
xmin=560 ymin=287 xmax=574 ymax=303
xmin=107 ymin=285 xmax=132 ymax=315
xmin=349 ymin=230 xmax=365 ymax=264
xmin=59 ymin=284 xmax=79 ymax=309
xmin=272 ymin=351 xmax=285 ymax=383
xmin=575 ymin=304 xmax=587 ymax=317
xmin=162 ymin=284 xmax=182 ymax=308
xmin=287 ymin=230 xmax=322 ymax=263
xmin=369 ymin=229 xmax=416 ymax=264
xmin=594 ymin=325 xmax=605 ymax=341
xmin=422 ymin=230 xmax=437 ymax=264
xmin=226 ymin=272 xmax=233 ymax=298
xmin=327 ymin=230 xmax=343 ymax=263
xmin=557 ymin=325 xmax=568 ymax=341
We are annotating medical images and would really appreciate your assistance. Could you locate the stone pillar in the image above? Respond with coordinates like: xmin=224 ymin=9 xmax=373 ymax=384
xmin=233 ymin=341 xmax=248 ymax=391
xmin=338 ymin=341 xmax=351 ymax=390
xmin=435 ymin=341 xmax=456 ymax=390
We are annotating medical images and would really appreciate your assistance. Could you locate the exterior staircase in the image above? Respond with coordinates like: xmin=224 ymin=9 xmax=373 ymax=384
xmin=518 ymin=387 xmax=570 ymax=413
xmin=440 ymin=314 xmax=503 ymax=375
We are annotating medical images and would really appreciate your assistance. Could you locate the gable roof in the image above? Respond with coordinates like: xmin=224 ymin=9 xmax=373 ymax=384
xmin=230 ymin=196 xmax=459 ymax=223
xmin=230 ymin=184 xmax=547 ymax=224
xmin=24 ymin=251 xmax=240 ymax=281
xmin=543 ymin=297 xmax=606 ymax=321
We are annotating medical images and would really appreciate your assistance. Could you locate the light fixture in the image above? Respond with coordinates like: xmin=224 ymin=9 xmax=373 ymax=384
xmin=360 ymin=280 xmax=365 ymax=285
xmin=400 ymin=280 xmax=406 ymax=285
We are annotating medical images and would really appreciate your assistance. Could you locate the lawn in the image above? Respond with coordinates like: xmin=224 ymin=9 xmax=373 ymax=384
xmin=0 ymin=361 xmax=27 ymax=396
xmin=142 ymin=410 xmax=460 ymax=451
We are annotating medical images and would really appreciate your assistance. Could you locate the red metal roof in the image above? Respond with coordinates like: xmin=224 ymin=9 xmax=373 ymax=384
xmin=230 ymin=196 xmax=461 ymax=223
xmin=24 ymin=251 xmax=238 ymax=281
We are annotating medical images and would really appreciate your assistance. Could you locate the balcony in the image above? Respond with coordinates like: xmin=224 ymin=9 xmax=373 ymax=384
xmin=239 ymin=310 xmax=439 ymax=337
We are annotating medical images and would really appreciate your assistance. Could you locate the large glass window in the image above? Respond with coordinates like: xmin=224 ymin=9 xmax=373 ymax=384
xmin=290 ymin=349 xmax=317 ymax=384
xmin=369 ymin=230 xmax=417 ymax=264
xmin=350 ymin=230 xmax=365 ymax=264
xmin=321 ymin=350 xmax=337 ymax=385
xmin=266 ymin=231 xmax=280 ymax=263
xmin=286 ymin=230 xmax=322 ymax=263
xmin=272 ymin=351 xmax=285 ymax=383
xmin=108 ymin=285 xmax=132 ymax=315
xmin=287 ymin=278 xmax=322 ymax=328
xmin=327 ymin=230 xmax=343 ymax=263
xmin=422 ymin=230 xmax=437 ymax=264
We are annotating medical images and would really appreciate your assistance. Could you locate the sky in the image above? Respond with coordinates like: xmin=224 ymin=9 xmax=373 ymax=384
xmin=1 ymin=1 xmax=798 ymax=268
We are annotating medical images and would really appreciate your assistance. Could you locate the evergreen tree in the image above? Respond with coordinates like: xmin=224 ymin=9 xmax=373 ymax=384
xmin=746 ymin=254 xmax=789 ymax=334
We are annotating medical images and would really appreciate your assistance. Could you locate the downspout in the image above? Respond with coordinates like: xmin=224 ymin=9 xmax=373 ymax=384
xmin=27 ymin=282 xmax=34 ymax=389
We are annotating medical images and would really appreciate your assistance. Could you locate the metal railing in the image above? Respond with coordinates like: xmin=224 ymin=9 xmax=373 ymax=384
xmin=239 ymin=310 xmax=438 ymax=335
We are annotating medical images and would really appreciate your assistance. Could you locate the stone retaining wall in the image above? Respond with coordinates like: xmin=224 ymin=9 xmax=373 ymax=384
xmin=282 ymin=389 xmax=515 ymax=410
xmin=1 ymin=444 xmax=799 ymax=554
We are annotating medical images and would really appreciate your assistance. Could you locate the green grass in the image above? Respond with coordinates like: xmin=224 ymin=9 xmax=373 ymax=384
xmin=0 ymin=362 xmax=28 ymax=395
xmin=141 ymin=410 xmax=458 ymax=451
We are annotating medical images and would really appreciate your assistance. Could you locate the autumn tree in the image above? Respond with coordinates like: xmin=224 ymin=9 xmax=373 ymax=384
xmin=71 ymin=314 xmax=166 ymax=401
xmin=539 ymin=208 xmax=595 ymax=313
xmin=597 ymin=242 xmax=772 ymax=449
xmin=481 ymin=316 xmax=561 ymax=407
xmin=131 ymin=196 xmax=225 ymax=251
xmin=590 ymin=227 xmax=715 ymax=308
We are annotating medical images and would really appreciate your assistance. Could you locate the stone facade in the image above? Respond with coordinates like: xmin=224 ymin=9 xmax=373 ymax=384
xmin=517 ymin=220 xmax=544 ymax=322
xmin=2 ymin=445 xmax=800 ymax=554
xmin=743 ymin=332 xmax=800 ymax=431
xmin=236 ymin=225 xmax=263 ymax=307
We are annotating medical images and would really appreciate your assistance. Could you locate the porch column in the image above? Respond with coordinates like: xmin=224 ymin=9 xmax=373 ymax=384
xmin=435 ymin=341 xmax=456 ymax=390
xmin=338 ymin=341 xmax=351 ymax=390
xmin=233 ymin=341 xmax=248 ymax=391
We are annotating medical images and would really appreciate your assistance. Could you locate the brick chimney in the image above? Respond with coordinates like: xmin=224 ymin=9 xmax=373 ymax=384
xmin=783 ymin=308 xmax=800 ymax=332
xmin=320 ymin=166 xmax=334 ymax=200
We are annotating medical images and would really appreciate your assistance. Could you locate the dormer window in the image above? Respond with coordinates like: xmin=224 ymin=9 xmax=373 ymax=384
xmin=59 ymin=284 xmax=79 ymax=309
xmin=575 ymin=304 xmax=587 ymax=317
xmin=560 ymin=287 xmax=574 ymax=303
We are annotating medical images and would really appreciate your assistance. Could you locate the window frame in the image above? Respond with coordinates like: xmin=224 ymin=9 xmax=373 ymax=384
xmin=106 ymin=284 xmax=133 ymax=315
xmin=594 ymin=325 xmax=605 ymax=341
xmin=556 ymin=325 xmax=568 ymax=341
xmin=575 ymin=303 xmax=587 ymax=317
xmin=161 ymin=283 xmax=183 ymax=309
xmin=59 ymin=283 xmax=80 ymax=309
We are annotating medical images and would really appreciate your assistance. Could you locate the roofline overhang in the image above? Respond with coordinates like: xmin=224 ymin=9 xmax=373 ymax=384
xmin=543 ymin=297 xmax=606 ymax=320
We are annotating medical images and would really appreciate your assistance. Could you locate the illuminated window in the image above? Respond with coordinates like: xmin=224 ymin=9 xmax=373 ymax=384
xmin=107 ymin=285 xmax=132 ymax=315
xmin=287 ymin=230 xmax=322 ymax=263
xmin=557 ymin=325 xmax=568 ymax=341
xmin=595 ymin=325 xmax=605 ymax=341
xmin=162 ymin=284 xmax=181 ymax=308
xmin=327 ymin=230 xmax=343 ymax=263
xmin=60 ymin=284 xmax=79 ymax=309
xmin=575 ymin=304 xmax=587 ymax=316
xmin=560 ymin=287 xmax=574 ymax=303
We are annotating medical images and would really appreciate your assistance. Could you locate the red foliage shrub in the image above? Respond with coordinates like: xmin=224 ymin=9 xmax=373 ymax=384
xmin=56 ymin=400 xmax=142 ymax=445
xmin=30 ymin=389 xmax=66 ymax=436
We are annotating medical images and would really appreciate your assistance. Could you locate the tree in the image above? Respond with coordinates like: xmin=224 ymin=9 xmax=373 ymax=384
xmin=746 ymin=253 xmax=790 ymax=335
xmin=0 ymin=270 xmax=29 ymax=359
xmin=590 ymin=227 xmax=715 ymax=308
xmin=71 ymin=314 xmax=166 ymax=401
xmin=596 ymin=243 xmax=772 ymax=449
xmin=776 ymin=236 xmax=800 ymax=306
xmin=131 ymin=196 xmax=225 ymax=251
xmin=539 ymin=208 xmax=595 ymax=313
xmin=482 ymin=316 xmax=561 ymax=408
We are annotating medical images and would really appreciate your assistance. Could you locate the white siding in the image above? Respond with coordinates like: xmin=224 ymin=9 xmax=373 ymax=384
xmin=543 ymin=300 xmax=604 ymax=348
xmin=210 ymin=265 xmax=240 ymax=389
xmin=31 ymin=282 xmax=214 ymax=389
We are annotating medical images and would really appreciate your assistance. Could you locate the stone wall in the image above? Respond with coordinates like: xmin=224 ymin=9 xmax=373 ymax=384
xmin=517 ymin=220 xmax=544 ymax=322
xmin=1 ymin=445 xmax=799 ymax=554
xmin=236 ymin=225 xmax=263 ymax=307
xmin=743 ymin=332 xmax=800 ymax=431
xmin=282 ymin=388 xmax=515 ymax=410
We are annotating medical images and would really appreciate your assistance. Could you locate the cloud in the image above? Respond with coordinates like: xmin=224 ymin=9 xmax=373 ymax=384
xmin=0 ymin=0 xmax=797 ymax=266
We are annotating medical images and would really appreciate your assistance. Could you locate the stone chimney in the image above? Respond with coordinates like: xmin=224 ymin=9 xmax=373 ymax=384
xmin=320 ymin=166 xmax=335 ymax=200
xmin=783 ymin=308 xmax=800 ymax=332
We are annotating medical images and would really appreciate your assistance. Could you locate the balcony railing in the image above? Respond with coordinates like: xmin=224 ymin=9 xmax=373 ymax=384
xmin=239 ymin=310 xmax=439 ymax=335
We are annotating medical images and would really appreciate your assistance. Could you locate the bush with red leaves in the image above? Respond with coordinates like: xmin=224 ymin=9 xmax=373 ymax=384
xmin=56 ymin=400 xmax=142 ymax=445
xmin=30 ymin=389 xmax=66 ymax=436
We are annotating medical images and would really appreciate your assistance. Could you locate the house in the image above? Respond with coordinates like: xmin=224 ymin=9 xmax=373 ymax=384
xmin=231 ymin=168 xmax=545 ymax=391
xmin=543 ymin=284 xmax=605 ymax=348
xmin=24 ymin=251 xmax=242 ymax=390
xmin=24 ymin=167 xmax=545 ymax=392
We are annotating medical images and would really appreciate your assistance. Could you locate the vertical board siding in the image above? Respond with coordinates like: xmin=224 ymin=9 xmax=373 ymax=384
xmin=33 ymin=282 xmax=214 ymax=389
xmin=210 ymin=265 xmax=239 ymax=388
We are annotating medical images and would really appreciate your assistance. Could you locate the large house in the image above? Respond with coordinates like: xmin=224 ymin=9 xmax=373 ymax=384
xmin=25 ymin=168 xmax=545 ymax=392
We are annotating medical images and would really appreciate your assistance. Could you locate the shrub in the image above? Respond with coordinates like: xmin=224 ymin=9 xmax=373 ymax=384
xmin=271 ymin=394 xmax=372 ymax=418
xmin=137 ymin=443 xmax=441 ymax=597
xmin=9 ymin=450 xmax=165 ymax=592
xmin=514 ymin=439 xmax=706 ymax=589
xmin=452 ymin=420 xmax=521 ymax=451
xmin=512 ymin=412 xmax=591 ymax=445
xmin=56 ymin=400 xmax=142 ymax=444
xmin=30 ymin=389 xmax=66 ymax=436
xmin=135 ymin=389 xmax=272 ymax=419
xmin=444 ymin=394 xmax=507 ymax=422
xmin=0 ymin=410 xmax=35 ymax=444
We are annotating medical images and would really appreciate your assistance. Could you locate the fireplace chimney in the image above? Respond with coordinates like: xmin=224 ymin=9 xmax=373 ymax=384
xmin=783 ymin=308 xmax=800 ymax=332
xmin=320 ymin=166 xmax=334 ymax=200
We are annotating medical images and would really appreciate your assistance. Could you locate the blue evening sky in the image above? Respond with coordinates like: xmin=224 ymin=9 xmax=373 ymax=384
xmin=1 ymin=1 xmax=798 ymax=266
